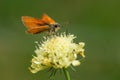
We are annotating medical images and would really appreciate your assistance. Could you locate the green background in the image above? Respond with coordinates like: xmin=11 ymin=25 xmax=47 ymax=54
xmin=0 ymin=0 xmax=120 ymax=80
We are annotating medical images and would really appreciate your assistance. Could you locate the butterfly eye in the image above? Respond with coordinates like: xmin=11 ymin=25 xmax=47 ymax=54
xmin=54 ymin=25 xmax=58 ymax=28
xmin=54 ymin=23 xmax=61 ymax=28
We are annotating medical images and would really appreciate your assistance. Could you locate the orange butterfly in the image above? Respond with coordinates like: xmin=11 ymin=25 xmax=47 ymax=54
xmin=21 ymin=14 xmax=61 ymax=34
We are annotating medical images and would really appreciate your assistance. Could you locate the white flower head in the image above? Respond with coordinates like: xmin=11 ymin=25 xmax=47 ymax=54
xmin=30 ymin=33 xmax=85 ymax=73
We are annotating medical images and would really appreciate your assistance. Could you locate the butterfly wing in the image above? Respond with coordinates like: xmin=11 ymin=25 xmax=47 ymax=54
xmin=27 ymin=26 xmax=49 ymax=34
xmin=21 ymin=16 xmax=49 ymax=34
xmin=42 ymin=14 xmax=56 ymax=24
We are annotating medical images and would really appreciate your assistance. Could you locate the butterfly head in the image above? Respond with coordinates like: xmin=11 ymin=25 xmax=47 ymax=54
xmin=49 ymin=23 xmax=61 ymax=33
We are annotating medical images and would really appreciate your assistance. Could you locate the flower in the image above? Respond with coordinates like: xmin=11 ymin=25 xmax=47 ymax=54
xmin=29 ymin=33 xmax=85 ymax=73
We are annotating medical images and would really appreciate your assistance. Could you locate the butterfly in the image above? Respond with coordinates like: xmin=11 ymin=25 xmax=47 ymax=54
xmin=21 ymin=14 xmax=61 ymax=34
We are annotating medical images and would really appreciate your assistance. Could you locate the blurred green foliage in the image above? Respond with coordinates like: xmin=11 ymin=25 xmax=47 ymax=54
xmin=0 ymin=0 xmax=120 ymax=80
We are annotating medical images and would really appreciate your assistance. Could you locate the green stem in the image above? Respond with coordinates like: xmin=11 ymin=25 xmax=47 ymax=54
xmin=63 ymin=68 xmax=71 ymax=80
xmin=49 ymin=69 xmax=57 ymax=80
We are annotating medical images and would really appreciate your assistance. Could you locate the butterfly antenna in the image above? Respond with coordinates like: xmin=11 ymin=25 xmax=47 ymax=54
xmin=64 ymin=20 xmax=70 ymax=35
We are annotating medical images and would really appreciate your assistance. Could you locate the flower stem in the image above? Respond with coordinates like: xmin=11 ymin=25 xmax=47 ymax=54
xmin=49 ymin=68 xmax=57 ymax=80
xmin=63 ymin=68 xmax=71 ymax=80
